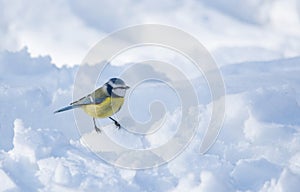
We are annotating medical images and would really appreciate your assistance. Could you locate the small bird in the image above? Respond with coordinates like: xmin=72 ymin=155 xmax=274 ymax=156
xmin=54 ymin=78 xmax=130 ymax=133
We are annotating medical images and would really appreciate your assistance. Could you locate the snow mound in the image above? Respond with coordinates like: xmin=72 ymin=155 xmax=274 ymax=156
xmin=1 ymin=48 xmax=300 ymax=191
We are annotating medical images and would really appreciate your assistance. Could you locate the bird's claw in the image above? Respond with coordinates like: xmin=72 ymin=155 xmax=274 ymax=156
xmin=115 ymin=121 xmax=121 ymax=129
xmin=95 ymin=126 xmax=101 ymax=133
xmin=109 ymin=117 xmax=121 ymax=130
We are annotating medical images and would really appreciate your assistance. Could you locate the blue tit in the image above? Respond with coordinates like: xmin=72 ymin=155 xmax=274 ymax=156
xmin=54 ymin=78 xmax=130 ymax=133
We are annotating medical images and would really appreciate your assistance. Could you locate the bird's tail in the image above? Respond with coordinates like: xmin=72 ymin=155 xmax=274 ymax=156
xmin=54 ymin=105 xmax=80 ymax=113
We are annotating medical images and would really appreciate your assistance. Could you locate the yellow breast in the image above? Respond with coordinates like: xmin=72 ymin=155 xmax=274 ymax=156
xmin=81 ymin=97 xmax=125 ymax=118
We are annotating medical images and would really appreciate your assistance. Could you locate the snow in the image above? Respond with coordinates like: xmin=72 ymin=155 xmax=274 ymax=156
xmin=0 ymin=169 xmax=17 ymax=191
xmin=231 ymin=158 xmax=282 ymax=191
xmin=1 ymin=0 xmax=300 ymax=191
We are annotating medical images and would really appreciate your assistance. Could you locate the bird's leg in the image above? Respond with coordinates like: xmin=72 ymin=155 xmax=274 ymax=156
xmin=93 ymin=118 xmax=101 ymax=133
xmin=109 ymin=117 xmax=121 ymax=129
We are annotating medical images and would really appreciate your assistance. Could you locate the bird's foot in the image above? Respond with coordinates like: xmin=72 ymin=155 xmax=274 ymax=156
xmin=114 ymin=121 xmax=121 ymax=130
xmin=95 ymin=126 xmax=101 ymax=133
xmin=109 ymin=117 xmax=121 ymax=130
xmin=93 ymin=118 xmax=101 ymax=133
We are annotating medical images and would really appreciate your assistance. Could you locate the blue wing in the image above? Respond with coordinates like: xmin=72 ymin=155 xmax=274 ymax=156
xmin=70 ymin=87 xmax=108 ymax=106
xmin=70 ymin=94 xmax=108 ymax=106
xmin=54 ymin=87 xmax=109 ymax=114
xmin=54 ymin=96 xmax=108 ymax=114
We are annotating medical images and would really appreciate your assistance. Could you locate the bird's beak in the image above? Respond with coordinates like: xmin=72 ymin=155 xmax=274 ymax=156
xmin=124 ymin=85 xmax=130 ymax=89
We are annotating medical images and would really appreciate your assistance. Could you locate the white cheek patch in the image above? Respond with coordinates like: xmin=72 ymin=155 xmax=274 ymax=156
xmin=108 ymin=82 xmax=116 ymax=88
xmin=112 ymin=88 xmax=126 ymax=97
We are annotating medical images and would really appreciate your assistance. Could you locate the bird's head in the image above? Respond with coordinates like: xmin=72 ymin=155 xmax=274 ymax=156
xmin=105 ymin=78 xmax=130 ymax=97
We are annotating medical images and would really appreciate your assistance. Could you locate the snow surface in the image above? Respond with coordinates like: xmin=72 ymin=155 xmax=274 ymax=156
xmin=1 ymin=0 xmax=300 ymax=191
